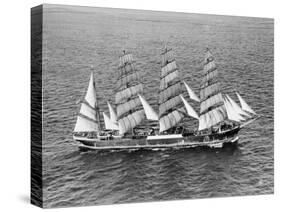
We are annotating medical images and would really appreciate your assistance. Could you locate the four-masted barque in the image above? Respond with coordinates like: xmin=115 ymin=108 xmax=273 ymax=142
xmin=73 ymin=47 xmax=259 ymax=150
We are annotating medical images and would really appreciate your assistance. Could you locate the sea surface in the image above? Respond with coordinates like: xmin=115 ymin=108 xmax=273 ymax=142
xmin=41 ymin=4 xmax=274 ymax=208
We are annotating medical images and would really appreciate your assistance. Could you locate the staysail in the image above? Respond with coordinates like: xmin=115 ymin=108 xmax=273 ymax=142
xmin=236 ymin=92 xmax=257 ymax=115
xmin=107 ymin=101 xmax=118 ymax=123
xmin=74 ymin=72 xmax=100 ymax=132
xmin=159 ymin=47 xmax=185 ymax=132
xmin=116 ymin=52 xmax=145 ymax=135
xmin=198 ymin=48 xmax=227 ymax=131
xmin=223 ymin=96 xmax=244 ymax=122
xmin=138 ymin=94 xmax=159 ymax=120
xmin=180 ymin=95 xmax=199 ymax=119
xmin=103 ymin=112 xmax=119 ymax=130
xmin=226 ymin=94 xmax=251 ymax=118
xmin=183 ymin=81 xmax=200 ymax=102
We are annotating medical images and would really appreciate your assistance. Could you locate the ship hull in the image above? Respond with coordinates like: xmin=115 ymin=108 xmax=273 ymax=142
xmin=74 ymin=126 xmax=240 ymax=150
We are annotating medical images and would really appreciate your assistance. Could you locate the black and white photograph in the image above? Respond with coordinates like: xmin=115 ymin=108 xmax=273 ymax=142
xmin=31 ymin=3 xmax=273 ymax=209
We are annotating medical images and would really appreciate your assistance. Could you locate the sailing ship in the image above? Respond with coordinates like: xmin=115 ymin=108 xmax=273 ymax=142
xmin=73 ymin=48 xmax=259 ymax=150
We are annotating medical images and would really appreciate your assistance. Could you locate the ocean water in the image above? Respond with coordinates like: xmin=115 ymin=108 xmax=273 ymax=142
xmin=41 ymin=5 xmax=274 ymax=208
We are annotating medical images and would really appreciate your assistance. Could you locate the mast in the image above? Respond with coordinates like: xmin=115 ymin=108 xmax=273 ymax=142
xmin=115 ymin=51 xmax=145 ymax=135
xmin=92 ymin=72 xmax=101 ymax=131
xmin=198 ymin=48 xmax=227 ymax=131
xmin=74 ymin=72 xmax=100 ymax=132
xmin=158 ymin=47 xmax=186 ymax=133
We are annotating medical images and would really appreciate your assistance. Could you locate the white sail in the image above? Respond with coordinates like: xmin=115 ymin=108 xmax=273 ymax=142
xmin=103 ymin=112 xmax=119 ymax=130
xmin=74 ymin=116 xmax=99 ymax=132
xmin=236 ymin=92 xmax=257 ymax=115
xmin=198 ymin=114 xmax=208 ymax=131
xmin=200 ymin=82 xmax=220 ymax=101
xmin=118 ymin=110 xmax=145 ymax=135
xmin=118 ymin=72 xmax=140 ymax=88
xmin=202 ymin=69 xmax=218 ymax=85
xmin=138 ymin=94 xmax=158 ymax=120
xmin=183 ymin=81 xmax=200 ymax=102
xmin=116 ymin=98 xmax=141 ymax=117
xmin=200 ymin=93 xmax=223 ymax=114
xmin=203 ymin=60 xmax=216 ymax=74
xmin=74 ymin=72 xmax=100 ymax=133
xmin=159 ymin=83 xmax=181 ymax=104
xmin=119 ymin=53 xmax=134 ymax=67
xmin=161 ymin=60 xmax=177 ymax=77
xmin=198 ymin=105 xmax=226 ymax=131
xmin=180 ymin=95 xmax=199 ymax=119
xmin=107 ymin=101 xmax=118 ymax=123
xmin=79 ymin=103 xmax=97 ymax=121
xmin=159 ymin=109 xmax=185 ymax=132
xmin=159 ymin=95 xmax=182 ymax=116
xmin=223 ymin=97 xmax=244 ymax=122
xmin=160 ymin=70 xmax=179 ymax=90
xmin=226 ymin=95 xmax=251 ymax=118
xmin=115 ymin=84 xmax=143 ymax=104
xmin=85 ymin=72 xmax=97 ymax=108
xmin=161 ymin=47 xmax=174 ymax=66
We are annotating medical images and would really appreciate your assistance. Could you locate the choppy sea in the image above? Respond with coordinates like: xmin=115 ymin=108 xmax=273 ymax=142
xmin=40 ymin=4 xmax=273 ymax=208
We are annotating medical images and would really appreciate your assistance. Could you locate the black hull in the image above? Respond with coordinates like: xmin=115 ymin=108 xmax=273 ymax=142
xmin=186 ymin=126 xmax=240 ymax=142
xmin=74 ymin=126 xmax=240 ymax=150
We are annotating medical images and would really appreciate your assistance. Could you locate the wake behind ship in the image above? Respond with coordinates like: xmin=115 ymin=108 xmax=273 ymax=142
xmin=73 ymin=47 xmax=259 ymax=150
